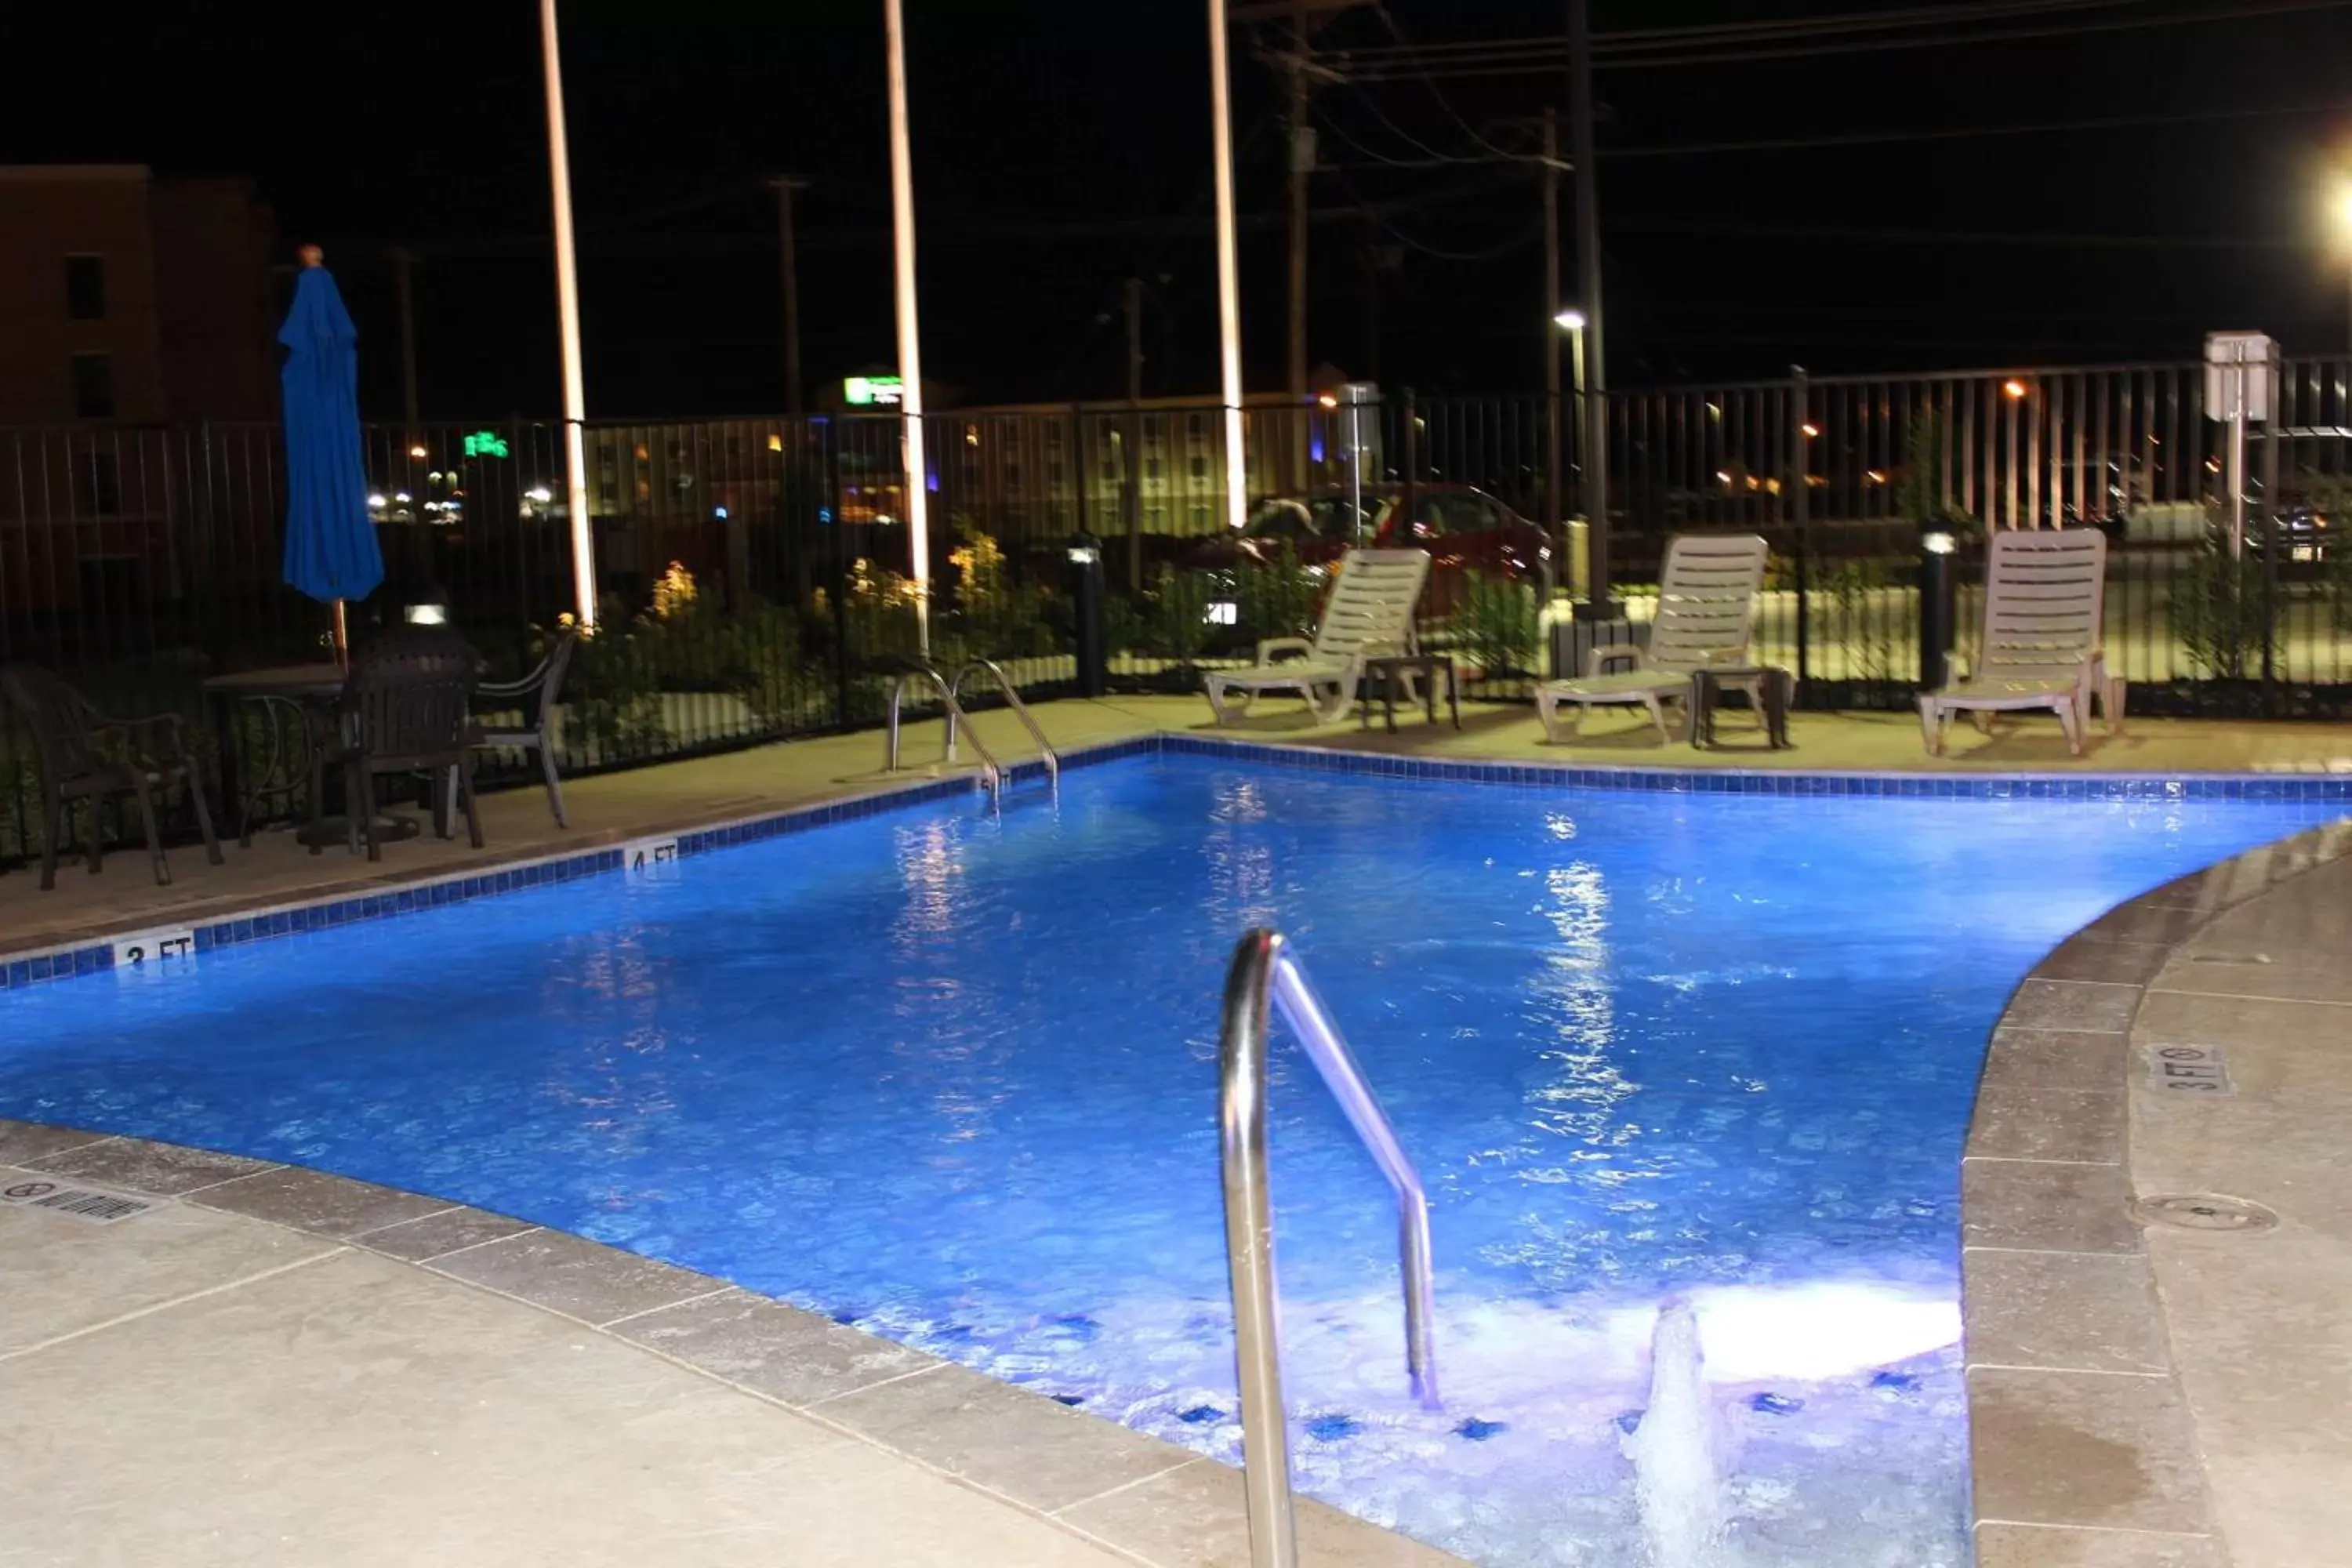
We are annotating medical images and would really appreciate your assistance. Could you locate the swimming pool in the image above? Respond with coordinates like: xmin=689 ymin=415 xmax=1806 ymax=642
xmin=2 ymin=751 xmax=2338 ymax=1566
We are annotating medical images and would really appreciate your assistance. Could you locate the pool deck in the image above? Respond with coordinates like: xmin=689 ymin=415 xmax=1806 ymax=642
xmin=0 ymin=1128 xmax=1460 ymax=1567
xmin=1965 ymin=817 xmax=2352 ymax=1567
xmin=7 ymin=691 xmax=2352 ymax=1563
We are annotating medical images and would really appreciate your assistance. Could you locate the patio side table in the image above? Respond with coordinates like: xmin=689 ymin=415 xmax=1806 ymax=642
xmin=1359 ymin=653 xmax=1460 ymax=735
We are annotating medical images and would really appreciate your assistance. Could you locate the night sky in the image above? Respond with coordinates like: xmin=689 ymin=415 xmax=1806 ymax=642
xmin=9 ymin=1 xmax=2352 ymax=417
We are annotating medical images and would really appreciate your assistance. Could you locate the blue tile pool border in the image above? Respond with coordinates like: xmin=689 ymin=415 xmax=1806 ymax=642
xmin=6 ymin=728 xmax=2349 ymax=993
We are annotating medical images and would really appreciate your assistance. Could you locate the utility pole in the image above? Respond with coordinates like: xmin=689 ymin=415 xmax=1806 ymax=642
xmin=769 ymin=176 xmax=810 ymax=415
xmin=1539 ymin=107 xmax=1563 ymax=555
xmin=1123 ymin=275 xmax=1144 ymax=590
xmin=391 ymin=245 xmax=419 ymax=430
xmin=1566 ymin=0 xmax=1610 ymax=610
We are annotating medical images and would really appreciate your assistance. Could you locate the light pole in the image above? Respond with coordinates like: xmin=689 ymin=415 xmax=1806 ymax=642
xmin=1553 ymin=310 xmax=1587 ymax=504
xmin=1208 ymin=0 xmax=1249 ymax=537
xmin=884 ymin=0 xmax=931 ymax=654
xmin=539 ymin=0 xmax=597 ymax=630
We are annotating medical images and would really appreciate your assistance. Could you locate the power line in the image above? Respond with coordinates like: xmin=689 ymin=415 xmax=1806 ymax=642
xmin=1329 ymin=0 xmax=2352 ymax=78
xmin=1602 ymin=98 xmax=2350 ymax=158
xmin=1364 ymin=1 xmax=1520 ymax=162
xmin=1597 ymin=0 xmax=2140 ymax=45
xmin=1611 ymin=217 xmax=2310 ymax=249
xmin=1329 ymin=165 xmax=1537 ymax=262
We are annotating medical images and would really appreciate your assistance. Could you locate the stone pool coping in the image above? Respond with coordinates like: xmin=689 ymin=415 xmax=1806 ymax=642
xmin=1962 ymin=812 xmax=2352 ymax=1563
xmin=0 ymin=1119 xmax=1469 ymax=1568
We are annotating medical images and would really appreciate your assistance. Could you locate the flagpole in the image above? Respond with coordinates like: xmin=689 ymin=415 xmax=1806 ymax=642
xmin=539 ymin=0 xmax=599 ymax=632
xmin=884 ymin=0 xmax=931 ymax=655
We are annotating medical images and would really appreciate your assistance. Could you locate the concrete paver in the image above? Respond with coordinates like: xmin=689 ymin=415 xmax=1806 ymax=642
xmin=0 ymin=1221 xmax=1131 ymax=1568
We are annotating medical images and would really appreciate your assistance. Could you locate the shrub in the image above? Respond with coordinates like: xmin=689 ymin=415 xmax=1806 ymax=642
xmin=1232 ymin=543 xmax=1321 ymax=643
xmin=1449 ymin=570 xmax=1541 ymax=681
xmin=1144 ymin=564 xmax=1214 ymax=666
xmin=1820 ymin=558 xmax=1901 ymax=683
xmin=2175 ymin=523 xmax=2271 ymax=681
xmin=942 ymin=532 xmax=1057 ymax=661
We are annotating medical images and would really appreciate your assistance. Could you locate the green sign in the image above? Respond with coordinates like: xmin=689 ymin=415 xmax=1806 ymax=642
xmin=844 ymin=375 xmax=904 ymax=408
xmin=463 ymin=430 xmax=510 ymax=459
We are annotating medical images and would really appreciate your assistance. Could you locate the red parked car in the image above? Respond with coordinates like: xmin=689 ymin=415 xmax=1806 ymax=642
xmin=1178 ymin=484 xmax=1553 ymax=619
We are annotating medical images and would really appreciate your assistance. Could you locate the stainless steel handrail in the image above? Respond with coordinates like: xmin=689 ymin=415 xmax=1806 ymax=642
xmin=885 ymin=664 xmax=1000 ymax=800
xmin=949 ymin=659 xmax=1059 ymax=789
xmin=1218 ymin=928 xmax=1439 ymax=1568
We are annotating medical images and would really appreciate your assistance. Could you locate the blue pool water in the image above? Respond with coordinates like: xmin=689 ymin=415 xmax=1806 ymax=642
xmin=1 ymin=757 xmax=2336 ymax=1566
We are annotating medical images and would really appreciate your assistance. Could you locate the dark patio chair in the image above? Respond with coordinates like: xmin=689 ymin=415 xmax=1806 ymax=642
xmin=473 ymin=628 xmax=577 ymax=828
xmin=310 ymin=627 xmax=485 ymax=862
xmin=0 ymin=666 xmax=223 ymax=891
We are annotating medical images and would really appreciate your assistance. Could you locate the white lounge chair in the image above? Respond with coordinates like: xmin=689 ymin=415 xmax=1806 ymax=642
xmin=1918 ymin=527 xmax=2122 ymax=757
xmin=1203 ymin=548 xmax=1431 ymax=725
xmin=1534 ymin=533 xmax=1771 ymax=743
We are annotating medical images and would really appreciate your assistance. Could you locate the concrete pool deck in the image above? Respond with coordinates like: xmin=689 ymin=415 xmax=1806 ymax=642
xmin=0 ymin=1127 xmax=1466 ymax=1567
xmin=7 ymin=692 xmax=2352 ymax=1563
xmin=1965 ymin=815 xmax=2352 ymax=1567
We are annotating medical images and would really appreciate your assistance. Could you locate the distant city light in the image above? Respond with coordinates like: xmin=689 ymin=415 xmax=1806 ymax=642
xmin=767 ymin=433 xmax=785 ymax=452
xmin=2003 ymin=379 xmax=2028 ymax=400
xmin=713 ymin=506 xmax=729 ymax=519
xmin=367 ymin=492 xmax=387 ymax=508
xmin=393 ymin=491 xmax=412 ymax=503
xmin=1316 ymin=392 xmax=1338 ymax=408
xmin=407 ymin=444 xmax=428 ymax=459
xmin=526 ymin=486 xmax=554 ymax=503
xmin=1800 ymin=423 xmax=1820 ymax=438
xmin=1552 ymin=310 xmax=1585 ymax=331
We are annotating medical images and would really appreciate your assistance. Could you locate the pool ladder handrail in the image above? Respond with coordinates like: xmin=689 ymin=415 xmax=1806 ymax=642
xmin=1218 ymin=927 xmax=1438 ymax=1568
xmin=948 ymin=659 xmax=1058 ymax=791
xmin=885 ymin=663 xmax=1000 ymax=800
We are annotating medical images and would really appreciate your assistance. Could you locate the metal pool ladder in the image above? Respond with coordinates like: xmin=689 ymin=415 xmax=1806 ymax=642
xmin=1218 ymin=928 xmax=1439 ymax=1568
xmin=951 ymin=659 xmax=1058 ymax=792
xmin=884 ymin=659 xmax=1058 ymax=803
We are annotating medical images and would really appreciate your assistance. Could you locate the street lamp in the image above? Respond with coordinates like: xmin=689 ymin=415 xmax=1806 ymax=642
xmin=1554 ymin=310 xmax=1588 ymax=401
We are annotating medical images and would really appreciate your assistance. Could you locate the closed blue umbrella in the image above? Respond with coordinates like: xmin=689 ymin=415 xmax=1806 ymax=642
xmin=279 ymin=249 xmax=383 ymax=657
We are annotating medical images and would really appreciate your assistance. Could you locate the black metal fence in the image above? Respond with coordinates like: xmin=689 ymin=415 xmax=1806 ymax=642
xmin=7 ymin=358 xmax=2352 ymax=862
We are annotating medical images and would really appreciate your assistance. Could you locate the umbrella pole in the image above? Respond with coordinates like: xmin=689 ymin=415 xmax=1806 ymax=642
xmin=332 ymin=599 xmax=349 ymax=669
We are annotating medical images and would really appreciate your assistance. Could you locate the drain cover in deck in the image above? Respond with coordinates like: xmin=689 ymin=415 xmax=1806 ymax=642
xmin=2130 ymin=1193 xmax=2278 ymax=1233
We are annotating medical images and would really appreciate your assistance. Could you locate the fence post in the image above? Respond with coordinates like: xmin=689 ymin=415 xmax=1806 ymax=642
xmin=1791 ymin=365 xmax=1810 ymax=689
xmin=2259 ymin=356 xmax=2281 ymax=717
xmin=826 ymin=416 xmax=852 ymax=729
xmin=1399 ymin=387 xmax=1418 ymax=534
